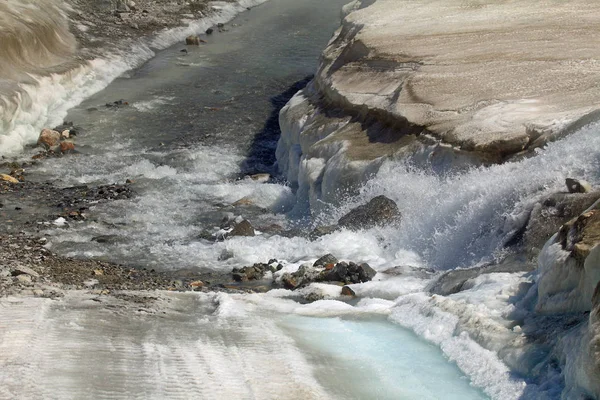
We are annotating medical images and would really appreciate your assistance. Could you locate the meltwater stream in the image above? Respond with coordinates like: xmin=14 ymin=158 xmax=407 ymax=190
xmin=1 ymin=0 xmax=491 ymax=398
xmin=6 ymin=0 xmax=600 ymax=397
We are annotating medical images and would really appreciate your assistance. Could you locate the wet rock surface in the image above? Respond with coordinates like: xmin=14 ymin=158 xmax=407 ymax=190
xmin=338 ymin=195 xmax=401 ymax=230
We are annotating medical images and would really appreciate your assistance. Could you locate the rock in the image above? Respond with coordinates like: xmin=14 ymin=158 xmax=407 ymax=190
xmin=281 ymin=273 xmax=298 ymax=289
xmin=37 ymin=129 xmax=61 ymax=149
xmin=59 ymin=141 xmax=75 ymax=153
xmin=566 ymin=178 xmax=592 ymax=194
xmin=91 ymin=235 xmax=122 ymax=244
xmin=248 ymin=173 xmax=270 ymax=182
xmin=16 ymin=275 xmax=33 ymax=285
xmin=189 ymin=280 xmax=204 ymax=289
xmin=313 ymin=254 xmax=338 ymax=267
xmin=229 ymin=220 xmax=255 ymax=237
xmin=232 ymin=263 xmax=272 ymax=281
xmin=60 ymin=130 xmax=70 ymax=139
xmin=232 ymin=197 xmax=253 ymax=206
xmin=323 ymin=262 xmax=376 ymax=283
xmin=11 ymin=266 xmax=40 ymax=278
xmin=557 ymin=209 xmax=600 ymax=262
xmin=127 ymin=0 xmax=136 ymax=9
xmin=309 ymin=225 xmax=338 ymax=240
xmin=341 ymin=286 xmax=356 ymax=296
xmin=522 ymin=192 xmax=600 ymax=259
xmin=206 ymin=28 xmax=214 ymax=35
xmin=217 ymin=23 xmax=224 ymax=28
xmin=186 ymin=35 xmax=201 ymax=45
xmin=0 ymin=174 xmax=19 ymax=183
xmin=338 ymin=195 xmax=401 ymax=230
xmin=93 ymin=269 xmax=104 ymax=276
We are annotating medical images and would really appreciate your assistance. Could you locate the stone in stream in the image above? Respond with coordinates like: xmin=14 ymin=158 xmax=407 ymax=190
xmin=206 ymin=28 xmax=214 ymax=35
xmin=566 ymin=178 xmax=592 ymax=194
xmin=0 ymin=174 xmax=19 ymax=183
xmin=59 ymin=141 xmax=75 ymax=153
xmin=231 ymin=262 xmax=279 ymax=282
xmin=280 ymin=260 xmax=377 ymax=290
xmin=37 ymin=129 xmax=61 ymax=150
xmin=185 ymin=35 xmax=203 ymax=45
xmin=338 ymin=195 xmax=401 ymax=230
xmin=229 ymin=220 xmax=255 ymax=237
xmin=341 ymin=286 xmax=356 ymax=296
xmin=313 ymin=254 xmax=338 ymax=267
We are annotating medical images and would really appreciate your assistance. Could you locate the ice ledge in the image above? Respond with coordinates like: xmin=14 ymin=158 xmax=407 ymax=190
xmin=314 ymin=0 xmax=600 ymax=160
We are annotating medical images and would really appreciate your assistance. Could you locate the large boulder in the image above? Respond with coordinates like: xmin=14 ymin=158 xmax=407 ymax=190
xmin=338 ymin=195 xmax=400 ymax=230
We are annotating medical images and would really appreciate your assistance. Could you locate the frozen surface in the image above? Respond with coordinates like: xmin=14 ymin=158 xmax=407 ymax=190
xmin=0 ymin=292 xmax=489 ymax=400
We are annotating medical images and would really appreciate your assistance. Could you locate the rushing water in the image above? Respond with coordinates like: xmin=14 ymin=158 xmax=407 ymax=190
xmin=4 ymin=0 xmax=600 ymax=398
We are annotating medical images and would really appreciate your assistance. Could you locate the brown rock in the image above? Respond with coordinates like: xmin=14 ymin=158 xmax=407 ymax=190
xmin=185 ymin=35 xmax=201 ymax=45
xmin=37 ymin=129 xmax=61 ymax=149
xmin=59 ymin=141 xmax=75 ymax=153
xmin=229 ymin=220 xmax=255 ymax=237
xmin=281 ymin=274 xmax=298 ymax=289
xmin=189 ymin=280 xmax=204 ymax=289
xmin=341 ymin=286 xmax=356 ymax=296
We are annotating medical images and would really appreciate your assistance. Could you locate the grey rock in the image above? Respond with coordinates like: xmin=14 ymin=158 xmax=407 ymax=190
xmin=338 ymin=195 xmax=401 ymax=230
xmin=313 ymin=254 xmax=338 ymax=267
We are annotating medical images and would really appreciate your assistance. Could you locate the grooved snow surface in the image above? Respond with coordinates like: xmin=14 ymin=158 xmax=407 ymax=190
xmin=0 ymin=293 xmax=329 ymax=400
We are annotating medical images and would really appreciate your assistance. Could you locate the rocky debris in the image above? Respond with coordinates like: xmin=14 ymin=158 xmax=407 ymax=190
xmin=231 ymin=262 xmax=282 ymax=282
xmin=36 ymin=127 xmax=78 ymax=156
xmin=228 ymin=219 xmax=255 ymax=237
xmin=338 ymin=195 xmax=401 ymax=230
xmin=0 ymin=174 xmax=19 ymax=184
xmin=566 ymin=178 xmax=593 ymax=194
xmin=521 ymin=191 xmax=600 ymax=259
xmin=313 ymin=254 xmax=338 ymax=267
xmin=281 ymin=260 xmax=377 ymax=290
